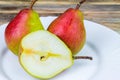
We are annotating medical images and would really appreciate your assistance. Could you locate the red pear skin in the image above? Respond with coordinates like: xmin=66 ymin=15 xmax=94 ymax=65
xmin=47 ymin=8 xmax=86 ymax=55
xmin=5 ymin=9 xmax=44 ymax=55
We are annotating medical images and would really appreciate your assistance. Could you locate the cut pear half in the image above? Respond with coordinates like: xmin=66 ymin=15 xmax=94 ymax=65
xmin=19 ymin=30 xmax=73 ymax=79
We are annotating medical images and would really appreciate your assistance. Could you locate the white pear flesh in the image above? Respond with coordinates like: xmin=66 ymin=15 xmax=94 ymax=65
xmin=19 ymin=30 xmax=73 ymax=79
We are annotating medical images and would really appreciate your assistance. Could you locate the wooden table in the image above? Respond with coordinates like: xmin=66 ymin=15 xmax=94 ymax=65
xmin=0 ymin=1 xmax=120 ymax=34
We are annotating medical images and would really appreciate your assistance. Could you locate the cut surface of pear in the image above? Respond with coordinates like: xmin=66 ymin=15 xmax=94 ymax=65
xmin=19 ymin=30 xmax=73 ymax=79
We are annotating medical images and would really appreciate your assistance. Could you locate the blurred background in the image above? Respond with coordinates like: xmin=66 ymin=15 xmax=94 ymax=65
xmin=0 ymin=0 xmax=120 ymax=33
xmin=0 ymin=0 xmax=119 ymax=1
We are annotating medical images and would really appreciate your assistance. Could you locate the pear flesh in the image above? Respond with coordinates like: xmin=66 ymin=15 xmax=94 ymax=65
xmin=19 ymin=30 xmax=73 ymax=79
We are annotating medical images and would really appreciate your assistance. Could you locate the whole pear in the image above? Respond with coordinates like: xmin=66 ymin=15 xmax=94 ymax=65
xmin=47 ymin=0 xmax=86 ymax=55
xmin=5 ymin=0 xmax=44 ymax=55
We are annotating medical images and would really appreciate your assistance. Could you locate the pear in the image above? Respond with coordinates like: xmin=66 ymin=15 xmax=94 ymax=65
xmin=5 ymin=0 xmax=44 ymax=55
xmin=47 ymin=0 xmax=86 ymax=55
xmin=19 ymin=30 xmax=73 ymax=79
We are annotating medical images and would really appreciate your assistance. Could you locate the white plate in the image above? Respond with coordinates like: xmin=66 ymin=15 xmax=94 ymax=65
xmin=0 ymin=16 xmax=120 ymax=80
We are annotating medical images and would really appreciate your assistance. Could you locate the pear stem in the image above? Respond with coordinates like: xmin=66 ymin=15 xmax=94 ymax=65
xmin=76 ymin=0 xmax=86 ymax=9
xmin=73 ymin=56 xmax=93 ymax=60
xmin=30 ymin=0 xmax=37 ymax=9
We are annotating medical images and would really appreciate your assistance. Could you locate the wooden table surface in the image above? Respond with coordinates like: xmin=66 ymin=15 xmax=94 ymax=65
xmin=0 ymin=1 xmax=120 ymax=34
